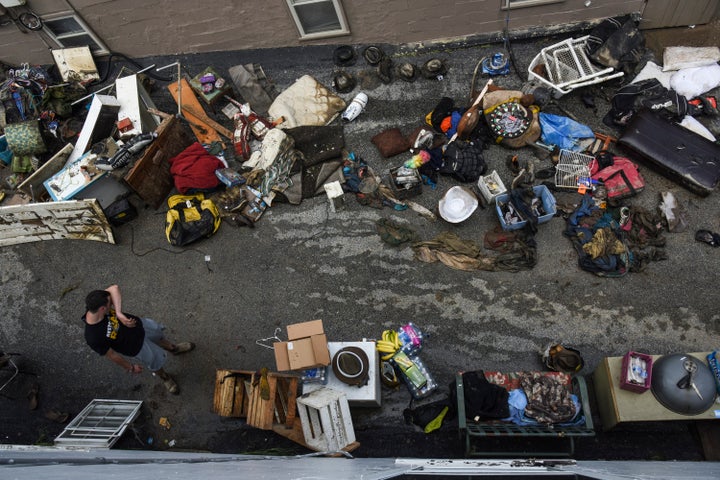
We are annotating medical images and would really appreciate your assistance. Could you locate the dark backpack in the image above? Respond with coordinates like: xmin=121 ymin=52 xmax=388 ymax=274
xmin=440 ymin=138 xmax=486 ymax=183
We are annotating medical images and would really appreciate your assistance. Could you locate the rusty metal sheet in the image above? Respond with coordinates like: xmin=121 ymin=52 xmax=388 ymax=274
xmin=124 ymin=115 xmax=193 ymax=209
xmin=0 ymin=199 xmax=115 ymax=247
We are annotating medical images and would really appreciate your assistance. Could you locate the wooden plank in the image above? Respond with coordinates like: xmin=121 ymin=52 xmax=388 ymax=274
xmin=246 ymin=372 xmax=300 ymax=431
xmin=17 ymin=143 xmax=74 ymax=200
xmin=180 ymin=102 xmax=234 ymax=140
xmin=0 ymin=199 xmax=114 ymax=246
xmin=168 ymin=78 xmax=229 ymax=144
xmin=212 ymin=369 xmax=252 ymax=417
xmin=285 ymin=377 xmax=298 ymax=428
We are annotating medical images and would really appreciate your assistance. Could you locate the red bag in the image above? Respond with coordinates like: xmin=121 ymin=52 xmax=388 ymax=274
xmin=590 ymin=155 xmax=644 ymax=201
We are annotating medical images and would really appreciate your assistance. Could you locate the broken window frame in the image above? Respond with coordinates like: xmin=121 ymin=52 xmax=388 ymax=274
xmin=40 ymin=11 xmax=109 ymax=56
xmin=285 ymin=0 xmax=350 ymax=40
xmin=502 ymin=0 xmax=565 ymax=9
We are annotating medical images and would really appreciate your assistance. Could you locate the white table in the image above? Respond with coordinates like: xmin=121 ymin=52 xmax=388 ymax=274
xmin=303 ymin=341 xmax=381 ymax=407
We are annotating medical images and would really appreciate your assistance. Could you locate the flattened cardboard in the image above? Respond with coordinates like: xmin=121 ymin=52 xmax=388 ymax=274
xmin=287 ymin=319 xmax=324 ymax=340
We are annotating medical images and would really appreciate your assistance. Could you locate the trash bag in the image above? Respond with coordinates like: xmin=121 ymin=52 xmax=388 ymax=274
xmin=539 ymin=112 xmax=594 ymax=151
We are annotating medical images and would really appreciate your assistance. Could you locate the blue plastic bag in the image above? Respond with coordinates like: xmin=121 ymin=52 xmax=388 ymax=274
xmin=539 ymin=113 xmax=594 ymax=152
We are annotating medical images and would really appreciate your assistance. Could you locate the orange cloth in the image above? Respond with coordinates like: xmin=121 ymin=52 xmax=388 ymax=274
xmin=440 ymin=116 xmax=452 ymax=132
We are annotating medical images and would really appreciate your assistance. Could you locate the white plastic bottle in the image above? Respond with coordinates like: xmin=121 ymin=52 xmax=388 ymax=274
xmin=342 ymin=93 xmax=368 ymax=122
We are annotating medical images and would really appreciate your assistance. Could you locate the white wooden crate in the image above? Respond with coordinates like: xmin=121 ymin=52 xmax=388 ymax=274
xmin=296 ymin=387 xmax=355 ymax=452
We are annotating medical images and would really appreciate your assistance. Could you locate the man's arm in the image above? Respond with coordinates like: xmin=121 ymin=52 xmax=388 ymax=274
xmin=105 ymin=284 xmax=136 ymax=328
xmin=105 ymin=348 xmax=142 ymax=374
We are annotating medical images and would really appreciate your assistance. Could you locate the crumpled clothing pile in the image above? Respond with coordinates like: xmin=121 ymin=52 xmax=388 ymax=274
xmin=412 ymin=230 xmax=537 ymax=272
xmin=520 ymin=373 xmax=577 ymax=425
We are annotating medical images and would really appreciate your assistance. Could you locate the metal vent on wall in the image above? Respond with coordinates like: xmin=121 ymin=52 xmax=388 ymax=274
xmin=54 ymin=399 xmax=143 ymax=448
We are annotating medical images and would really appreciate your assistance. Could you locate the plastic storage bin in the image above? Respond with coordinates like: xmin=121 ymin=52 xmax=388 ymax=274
xmin=620 ymin=351 xmax=653 ymax=393
xmin=494 ymin=185 xmax=556 ymax=231
xmin=477 ymin=170 xmax=507 ymax=203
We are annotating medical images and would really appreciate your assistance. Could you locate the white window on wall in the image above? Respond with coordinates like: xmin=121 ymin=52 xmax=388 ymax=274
xmin=286 ymin=0 xmax=350 ymax=39
xmin=502 ymin=0 xmax=565 ymax=9
xmin=41 ymin=12 xmax=109 ymax=55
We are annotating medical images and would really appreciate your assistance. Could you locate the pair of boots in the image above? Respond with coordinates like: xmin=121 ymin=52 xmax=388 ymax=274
xmin=154 ymin=342 xmax=195 ymax=395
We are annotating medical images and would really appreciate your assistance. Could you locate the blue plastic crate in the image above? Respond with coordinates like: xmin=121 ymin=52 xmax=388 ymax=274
xmin=495 ymin=185 xmax=557 ymax=231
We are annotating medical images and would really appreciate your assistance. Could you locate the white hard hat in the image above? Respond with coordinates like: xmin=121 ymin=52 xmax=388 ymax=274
xmin=438 ymin=186 xmax=478 ymax=223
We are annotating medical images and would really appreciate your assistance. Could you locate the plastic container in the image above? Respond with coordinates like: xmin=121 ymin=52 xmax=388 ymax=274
xmin=342 ymin=93 xmax=368 ymax=122
xmin=388 ymin=166 xmax=422 ymax=199
xmin=477 ymin=170 xmax=507 ymax=203
xmin=397 ymin=322 xmax=424 ymax=354
xmin=620 ymin=351 xmax=653 ymax=393
xmin=494 ymin=185 xmax=557 ymax=231
xmin=391 ymin=350 xmax=437 ymax=399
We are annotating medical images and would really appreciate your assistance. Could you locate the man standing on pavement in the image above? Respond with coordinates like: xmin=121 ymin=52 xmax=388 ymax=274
xmin=83 ymin=284 xmax=194 ymax=394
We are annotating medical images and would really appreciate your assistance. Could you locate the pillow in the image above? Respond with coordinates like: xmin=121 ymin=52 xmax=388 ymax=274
xmin=371 ymin=128 xmax=410 ymax=158
xmin=4 ymin=120 xmax=47 ymax=156
xmin=268 ymin=75 xmax=346 ymax=128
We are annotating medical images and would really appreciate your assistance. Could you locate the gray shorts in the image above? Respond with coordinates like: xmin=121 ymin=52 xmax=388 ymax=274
xmin=132 ymin=318 xmax=167 ymax=371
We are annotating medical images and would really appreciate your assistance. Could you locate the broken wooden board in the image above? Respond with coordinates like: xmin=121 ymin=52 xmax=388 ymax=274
xmin=17 ymin=143 xmax=74 ymax=201
xmin=246 ymin=372 xmax=299 ymax=431
xmin=0 ymin=199 xmax=114 ymax=246
xmin=168 ymin=78 xmax=231 ymax=144
xmin=124 ymin=115 xmax=193 ymax=209
xmin=213 ymin=369 xmax=252 ymax=418
xmin=271 ymin=416 xmax=360 ymax=455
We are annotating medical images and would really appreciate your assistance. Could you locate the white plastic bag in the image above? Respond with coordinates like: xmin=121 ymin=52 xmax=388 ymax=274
xmin=669 ymin=64 xmax=720 ymax=99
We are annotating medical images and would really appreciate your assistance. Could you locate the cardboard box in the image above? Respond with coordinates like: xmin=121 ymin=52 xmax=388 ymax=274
xmin=274 ymin=320 xmax=330 ymax=371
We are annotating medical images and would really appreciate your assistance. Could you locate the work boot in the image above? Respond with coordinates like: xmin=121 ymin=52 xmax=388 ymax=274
xmin=170 ymin=342 xmax=195 ymax=355
xmin=155 ymin=368 xmax=179 ymax=395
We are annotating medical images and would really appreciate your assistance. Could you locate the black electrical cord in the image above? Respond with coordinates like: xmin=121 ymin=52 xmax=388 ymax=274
xmin=126 ymin=223 xmax=211 ymax=274
xmin=502 ymin=1 xmax=524 ymax=82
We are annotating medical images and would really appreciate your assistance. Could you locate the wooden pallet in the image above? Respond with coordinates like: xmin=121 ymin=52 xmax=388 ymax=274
xmin=246 ymin=372 xmax=299 ymax=431
xmin=213 ymin=369 xmax=253 ymax=417
xmin=213 ymin=368 xmax=360 ymax=454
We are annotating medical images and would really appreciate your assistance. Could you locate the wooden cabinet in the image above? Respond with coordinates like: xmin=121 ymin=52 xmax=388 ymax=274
xmin=593 ymin=352 xmax=719 ymax=430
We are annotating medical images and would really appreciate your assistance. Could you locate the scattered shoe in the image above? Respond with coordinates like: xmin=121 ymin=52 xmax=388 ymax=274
xmin=162 ymin=375 xmax=179 ymax=395
xmin=171 ymin=342 xmax=195 ymax=355
xmin=44 ymin=409 xmax=69 ymax=423
xmin=535 ymin=167 xmax=556 ymax=180
xmin=507 ymin=154 xmax=522 ymax=175
xmin=411 ymin=128 xmax=434 ymax=152
xmin=695 ymin=229 xmax=720 ymax=247
xmin=95 ymin=132 xmax=157 ymax=171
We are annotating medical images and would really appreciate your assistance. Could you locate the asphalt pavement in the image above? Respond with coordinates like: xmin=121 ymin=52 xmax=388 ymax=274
xmin=1 ymin=23 xmax=719 ymax=460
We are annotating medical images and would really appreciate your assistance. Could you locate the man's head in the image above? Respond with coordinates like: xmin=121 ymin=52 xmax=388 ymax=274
xmin=85 ymin=290 xmax=110 ymax=313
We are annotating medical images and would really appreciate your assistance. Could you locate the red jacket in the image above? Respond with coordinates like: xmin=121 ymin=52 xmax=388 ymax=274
xmin=168 ymin=142 xmax=224 ymax=193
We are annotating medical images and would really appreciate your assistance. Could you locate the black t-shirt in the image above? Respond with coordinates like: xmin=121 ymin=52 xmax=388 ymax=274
xmin=83 ymin=308 xmax=145 ymax=357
